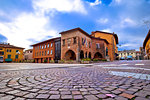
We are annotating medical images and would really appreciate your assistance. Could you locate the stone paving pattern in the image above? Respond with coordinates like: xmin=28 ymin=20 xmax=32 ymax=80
xmin=0 ymin=61 xmax=150 ymax=100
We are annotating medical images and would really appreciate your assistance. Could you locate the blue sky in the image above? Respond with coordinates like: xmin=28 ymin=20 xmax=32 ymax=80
xmin=0 ymin=0 xmax=150 ymax=50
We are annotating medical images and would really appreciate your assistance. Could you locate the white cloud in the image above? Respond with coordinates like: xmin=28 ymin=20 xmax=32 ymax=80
xmin=0 ymin=0 xmax=87 ymax=49
xmin=115 ymin=0 xmax=121 ymax=3
xmin=90 ymin=0 xmax=102 ymax=6
xmin=121 ymin=18 xmax=136 ymax=28
xmin=101 ymin=28 xmax=111 ymax=33
xmin=33 ymin=0 xmax=87 ymax=14
xmin=0 ymin=13 xmax=58 ymax=49
xmin=97 ymin=18 xmax=108 ymax=24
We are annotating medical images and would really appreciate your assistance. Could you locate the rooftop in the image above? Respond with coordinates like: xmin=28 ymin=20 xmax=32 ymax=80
xmin=91 ymin=31 xmax=119 ymax=44
xmin=31 ymin=37 xmax=61 ymax=46
xmin=0 ymin=43 xmax=24 ymax=49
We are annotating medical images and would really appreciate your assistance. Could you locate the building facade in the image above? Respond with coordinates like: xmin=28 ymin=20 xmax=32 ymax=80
xmin=24 ymin=49 xmax=33 ymax=61
xmin=91 ymin=31 xmax=118 ymax=61
xmin=0 ymin=43 xmax=24 ymax=62
xmin=32 ymin=28 xmax=118 ymax=62
xmin=143 ymin=30 xmax=150 ymax=60
xmin=32 ymin=37 xmax=61 ymax=63
xmin=118 ymin=50 xmax=137 ymax=60
xmin=60 ymin=28 xmax=109 ymax=61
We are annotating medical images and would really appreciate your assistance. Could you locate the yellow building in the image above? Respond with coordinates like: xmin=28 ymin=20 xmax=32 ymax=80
xmin=143 ymin=30 xmax=150 ymax=59
xmin=91 ymin=31 xmax=118 ymax=61
xmin=0 ymin=43 xmax=24 ymax=62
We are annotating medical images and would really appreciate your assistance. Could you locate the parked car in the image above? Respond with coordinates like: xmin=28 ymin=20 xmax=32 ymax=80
xmin=126 ymin=56 xmax=133 ymax=60
xmin=120 ymin=57 xmax=125 ymax=60
xmin=0 ymin=56 xmax=3 ymax=63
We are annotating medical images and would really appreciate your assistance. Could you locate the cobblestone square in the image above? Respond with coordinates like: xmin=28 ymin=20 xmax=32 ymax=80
xmin=0 ymin=60 xmax=150 ymax=100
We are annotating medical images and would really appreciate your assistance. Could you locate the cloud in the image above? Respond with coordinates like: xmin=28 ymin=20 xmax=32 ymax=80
xmin=89 ymin=0 xmax=102 ymax=6
xmin=0 ymin=13 xmax=58 ymax=49
xmin=121 ymin=18 xmax=136 ymax=28
xmin=0 ymin=0 xmax=87 ymax=49
xmin=97 ymin=18 xmax=108 ymax=24
xmin=33 ymin=0 xmax=87 ymax=14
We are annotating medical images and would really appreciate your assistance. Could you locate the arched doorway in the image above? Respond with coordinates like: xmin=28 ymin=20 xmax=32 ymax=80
xmin=94 ymin=52 xmax=103 ymax=58
xmin=89 ymin=52 xmax=91 ymax=59
xmin=80 ymin=50 xmax=84 ymax=59
xmin=65 ymin=50 xmax=76 ymax=60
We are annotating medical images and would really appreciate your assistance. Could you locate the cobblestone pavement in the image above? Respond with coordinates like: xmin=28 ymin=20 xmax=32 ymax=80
xmin=0 ymin=60 xmax=150 ymax=100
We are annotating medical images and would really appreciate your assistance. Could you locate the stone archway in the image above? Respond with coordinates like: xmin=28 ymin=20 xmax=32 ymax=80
xmin=65 ymin=50 xmax=76 ymax=60
xmin=94 ymin=52 xmax=103 ymax=58
xmin=80 ymin=50 xmax=84 ymax=59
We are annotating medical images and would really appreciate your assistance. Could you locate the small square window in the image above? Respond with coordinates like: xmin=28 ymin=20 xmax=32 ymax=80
xmin=73 ymin=37 xmax=76 ymax=44
xmin=15 ymin=55 xmax=18 ymax=59
xmin=96 ymin=43 xmax=100 ymax=49
xmin=47 ymin=50 xmax=49 ymax=54
xmin=48 ymin=44 xmax=49 ymax=48
xmin=63 ymin=39 xmax=65 ymax=45
xmin=51 ymin=50 xmax=53 ymax=54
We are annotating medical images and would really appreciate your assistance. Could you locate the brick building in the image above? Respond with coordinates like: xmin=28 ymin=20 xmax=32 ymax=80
xmin=32 ymin=37 xmax=61 ymax=63
xmin=60 ymin=28 xmax=109 ymax=61
xmin=32 ymin=27 xmax=118 ymax=62
xmin=91 ymin=31 xmax=118 ymax=61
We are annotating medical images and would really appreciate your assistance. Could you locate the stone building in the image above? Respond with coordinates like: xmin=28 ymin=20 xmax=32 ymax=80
xmin=24 ymin=49 xmax=33 ymax=61
xmin=118 ymin=50 xmax=136 ymax=60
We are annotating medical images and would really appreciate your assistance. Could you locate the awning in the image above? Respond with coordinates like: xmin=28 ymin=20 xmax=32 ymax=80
xmin=5 ymin=59 xmax=12 ymax=62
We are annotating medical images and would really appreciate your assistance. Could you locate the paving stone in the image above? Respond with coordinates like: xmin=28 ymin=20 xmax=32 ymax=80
xmin=115 ymin=96 xmax=128 ymax=100
xmin=72 ymin=91 xmax=81 ymax=95
xmin=80 ymin=88 xmax=87 ymax=92
xmin=49 ymin=90 xmax=59 ymax=94
xmin=96 ymin=94 xmax=107 ymax=99
xmin=81 ymin=91 xmax=90 ymax=95
xmin=49 ymin=95 xmax=60 ymax=99
xmin=24 ymin=93 xmax=38 ymax=98
xmin=13 ymin=97 xmax=26 ymax=100
xmin=100 ymin=90 xmax=111 ymax=94
xmin=61 ymin=95 xmax=73 ymax=99
xmin=89 ymin=90 xmax=99 ymax=94
xmin=135 ymin=97 xmax=149 ymax=100
xmin=0 ymin=95 xmax=14 ymax=100
xmin=61 ymin=91 xmax=71 ymax=95
xmin=15 ymin=91 xmax=29 ymax=96
xmin=7 ymin=90 xmax=20 ymax=94
xmin=134 ymin=90 xmax=148 ymax=97
xmin=28 ymin=89 xmax=39 ymax=92
xmin=112 ymin=90 xmax=122 ymax=94
xmin=36 ymin=94 xmax=49 ymax=99
xmin=84 ymin=95 xmax=98 ymax=100
xmin=38 ymin=90 xmax=49 ymax=93
xmin=120 ymin=93 xmax=135 ymax=99
xmin=124 ymin=90 xmax=135 ymax=94
xmin=0 ymin=88 xmax=13 ymax=93
xmin=73 ymin=95 xmax=83 ymax=100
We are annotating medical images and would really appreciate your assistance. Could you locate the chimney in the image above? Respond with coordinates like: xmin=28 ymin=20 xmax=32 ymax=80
xmin=8 ymin=43 xmax=10 ymax=45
